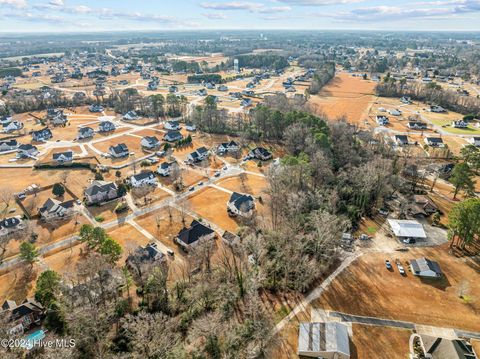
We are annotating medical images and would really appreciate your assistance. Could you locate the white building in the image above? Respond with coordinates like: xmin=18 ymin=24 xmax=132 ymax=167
xmin=130 ymin=171 xmax=157 ymax=187
xmin=298 ymin=322 xmax=350 ymax=359
xmin=388 ymin=219 xmax=427 ymax=240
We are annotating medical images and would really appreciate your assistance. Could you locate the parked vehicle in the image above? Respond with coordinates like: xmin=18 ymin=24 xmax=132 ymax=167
xmin=403 ymin=238 xmax=416 ymax=244
xmin=385 ymin=260 xmax=392 ymax=270
xmin=396 ymin=260 xmax=405 ymax=275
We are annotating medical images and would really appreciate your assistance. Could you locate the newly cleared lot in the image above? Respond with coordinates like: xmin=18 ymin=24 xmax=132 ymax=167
xmin=309 ymin=73 xmax=376 ymax=124
xmin=316 ymin=246 xmax=480 ymax=332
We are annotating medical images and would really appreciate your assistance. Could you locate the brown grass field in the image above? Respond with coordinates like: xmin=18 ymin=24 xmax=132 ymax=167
xmin=316 ymin=245 xmax=480 ymax=332
xmin=107 ymin=223 xmax=151 ymax=263
xmin=87 ymin=198 xmax=131 ymax=223
xmin=309 ymin=73 xmax=376 ymax=124
xmin=216 ymin=174 xmax=268 ymax=196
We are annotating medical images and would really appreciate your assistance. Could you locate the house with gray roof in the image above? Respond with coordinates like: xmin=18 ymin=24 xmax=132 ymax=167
xmin=298 ymin=322 xmax=350 ymax=359
xmin=410 ymin=257 xmax=442 ymax=278
xmin=84 ymin=181 xmax=118 ymax=205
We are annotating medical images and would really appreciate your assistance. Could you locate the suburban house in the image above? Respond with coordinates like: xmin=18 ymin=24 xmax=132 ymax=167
xmin=424 ymin=137 xmax=444 ymax=147
xmin=31 ymin=128 xmax=53 ymax=142
xmin=197 ymin=89 xmax=207 ymax=96
xmin=109 ymin=143 xmax=129 ymax=158
xmin=77 ymin=126 xmax=94 ymax=140
xmin=0 ymin=216 xmax=25 ymax=237
xmin=0 ymin=115 xmax=12 ymax=124
xmin=130 ymin=171 xmax=157 ymax=187
xmin=17 ymin=144 xmax=39 ymax=158
xmin=241 ymin=98 xmax=253 ymax=107
xmin=393 ymin=135 xmax=409 ymax=146
xmin=0 ymin=139 xmax=18 ymax=152
xmin=388 ymin=109 xmax=402 ymax=116
xmin=2 ymin=120 xmax=24 ymax=133
xmin=407 ymin=121 xmax=427 ymax=130
xmin=388 ymin=219 xmax=427 ymax=241
xmin=376 ymin=115 xmax=389 ymax=126
xmin=50 ymin=113 xmax=68 ymax=126
xmin=98 ymin=121 xmax=116 ymax=133
xmin=164 ymin=120 xmax=181 ymax=131
xmin=187 ymin=146 xmax=209 ymax=163
xmin=452 ymin=120 xmax=468 ymax=128
xmin=141 ymin=136 xmax=160 ymax=149
xmin=157 ymin=161 xmax=175 ymax=176
xmin=249 ymin=147 xmax=273 ymax=161
xmin=123 ymin=110 xmax=139 ymax=121
xmin=126 ymin=243 xmax=165 ymax=276
xmin=0 ymin=298 xmax=44 ymax=335
xmin=430 ymin=105 xmax=446 ymax=113
xmin=298 ymin=322 xmax=350 ymax=359
xmin=39 ymin=198 xmax=76 ymax=221
xmin=415 ymin=335 xmax=477 ymax=359
xmin=227 ymin=192 xmax=255 ymax=217
xmin=469 ymin=137 xmax=480 ymax=147
xmin=84 ymin=181 xmax=119 ymax=205
xmin=400 ymin=96 xmax=412 ymax=104
xmin=164 ymin=130 xmax=183 ymax=142
xmin=169 ymin=85 xmax=178 ymax=93
xmin=217 ymin=140 xmax=240 ymax=154
xmin=175 ymin=220 xmax=216 ymax=250
xmin=185 ymin=123 xmax=196 ymax=132
xmin=53 ymin=150 xmax=73 ymax=163
xmin=89 ymin=104 xmax=104 ymax=113
xmin=218 ymin=85 xmax=228 ymax=92
xmin=410 ymin=257 xmax=442 ymax=278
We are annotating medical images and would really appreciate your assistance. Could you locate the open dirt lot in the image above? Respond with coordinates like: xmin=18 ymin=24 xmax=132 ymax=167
xmin=188 ymin=186 xmax=239 ymax=232
xmin=308 ymin=73 xmax=376 ymax=124
xmin=107 ymin=223 xmax=152 ymax=263
xmin=216 ymin=174 xmax=268 ymax=196
xmin=316 ymin=245 xmax=480 ymax=332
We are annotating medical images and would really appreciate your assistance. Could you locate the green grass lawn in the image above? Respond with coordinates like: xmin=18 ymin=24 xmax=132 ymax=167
xmin=428 ymin=118 xmax=480 ymax=135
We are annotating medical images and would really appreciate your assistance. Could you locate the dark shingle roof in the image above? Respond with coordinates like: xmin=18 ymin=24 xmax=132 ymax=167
xmin=177 ymin=220 xmax=214 ymax=245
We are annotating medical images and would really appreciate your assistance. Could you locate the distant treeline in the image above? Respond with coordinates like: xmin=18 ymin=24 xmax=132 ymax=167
xmin=235 ymin=54 xmax=289 ymax=70
xmin=308 ymin=62 xmax=336 ymax=95
xmin=376 ymin=80 xmax=480 ymax=116
xmin=170 ymin=60 xmax=201 ymax=73
xmin=0 ymin=67 xmax=22 ymax=78
xmin=187 ymin=74 xmax=223 ymax=84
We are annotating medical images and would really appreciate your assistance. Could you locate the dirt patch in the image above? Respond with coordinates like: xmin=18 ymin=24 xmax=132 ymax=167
xmin=316 ymin=246 xmax=480 ymax=332
xmin=308 ymin=73 xmax=376 ymax=124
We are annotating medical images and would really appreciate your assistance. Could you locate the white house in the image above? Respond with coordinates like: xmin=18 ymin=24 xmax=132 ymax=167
xmin=109 ymin=143 xmax=129 ymax=158
xmin=393 ymin=135 xmax=409 ymax=146
xmin=0 ymin=216 xmax=25 ymax=237
xmin=157 ymin=162 xmax=174 ymax=177
xmin=130 ymin=171 xmax=157 ymax=187
xmin=84 ymin=181 xmax=119 ymax=205
xmin=452 ymin=120 xmax=468 ymax=128
xmin=98 ymin=121 xmax=116 ymax=133
xmin=185 ymin=123 xmax=196 ymax=132
xmin=164 ymin=120 xmax=180 ymax=131
xmin=0 ymin=115 xmax=12 ymax=124
xmin=376 ymin=115 xmax=389 ymax=126
xmin=39 ymin=198 xmax=75 ymax=221
xmin=17 ymin=144 xmax=39 ymax=158
xmin=31 ymin=128 xmax=52 ymax=142
xmin=164 ymin=130 xmax=183 ymax=142
xmin=52 ymin=151 xmax=73 ymax=163
xmin=424 ymin=137 xmax=444 ymax=147
xmin=186 ymin=147 xmax=209 ymax=163
xmin=469 ymin=137 xmax=480 ymax=147
xmin=388 ymin=219 xmax=427 ymax=240
xmin=77 ymin=126 xmax=94 ymax=140
xmin=298 ymin=322 xmax=350 ymax=359
xmin=2 ymin=121 xmax=23 ymax=133
xmin=388 ymin=109 xmax=402 ymax=116
xmin=410 ymin=257 xmax=442 ymax=278
xmin=227 ymin=192 xmax=255 ymax=217
xmin=430 ymin=105 xmax=446 ymax=113
xmin=141 ymin=136 xmax=160 ymax=149
xmin=217 ymin=141 xmax=239 ymax=154
xmin=249 ymin=147 xmax=272 ymax=161
xmin=407 ymin=121 xmax=427 ymax=130
xmin=123 ymin=111 xmax=139 ymax=121
xmin=0 ymin=139 xmax=18 ymax=152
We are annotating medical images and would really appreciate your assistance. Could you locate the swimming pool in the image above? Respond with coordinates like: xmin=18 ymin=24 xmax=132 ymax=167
xmin=21 ymin=329 xmax=46 ymax=350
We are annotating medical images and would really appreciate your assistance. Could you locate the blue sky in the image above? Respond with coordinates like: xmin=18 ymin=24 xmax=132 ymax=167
xmin=0 ymin=0 xmax=479 ymax=32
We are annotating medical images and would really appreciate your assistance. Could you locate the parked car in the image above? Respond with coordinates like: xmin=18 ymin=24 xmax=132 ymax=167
xmin=385 ymin=260 xmax=392 ymax=270
xmin=167 ymin=249 xmax=174 ymax=257
xmin=403 ymin=238 xmax=416 ymax=244
xmin=396 ymin=260 xmax=405 ymax=275
xmin=189 ymin=186 xmax=195 ymax=191
xmin=214 ymin=171 xmax=221 ymax=177
xmin=379 ymin=208 xmax=389 ymax=216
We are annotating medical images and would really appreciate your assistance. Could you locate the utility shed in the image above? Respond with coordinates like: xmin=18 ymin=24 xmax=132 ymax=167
xmin=388 ymin=219 xmax=427 ymax=239
xmin=298 ymin=322 xmax=350 ymax=359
